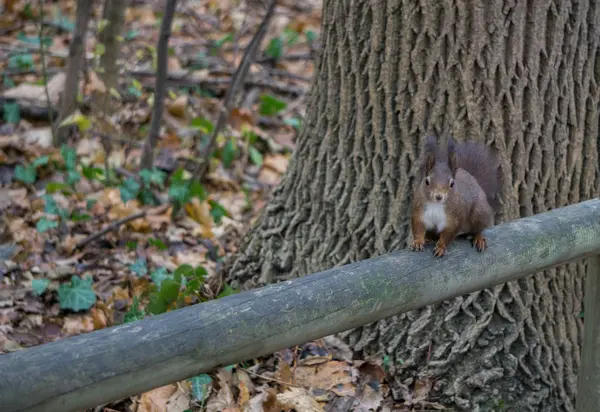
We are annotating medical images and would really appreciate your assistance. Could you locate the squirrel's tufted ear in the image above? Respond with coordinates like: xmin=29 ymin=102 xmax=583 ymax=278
xmin=447 ymin=136 xmax=458 ymax=175
xmin=422 ymin=135 xmax=438 ymax=175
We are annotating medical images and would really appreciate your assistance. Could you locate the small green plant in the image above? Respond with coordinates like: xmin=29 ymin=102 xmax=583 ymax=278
xmin=58 ymin=274 xmax=97 ymax=312
xmin=14 ymin=155 xmax=49 ymax=184
xmin=31 ymin=278 xmax=50 ymax=296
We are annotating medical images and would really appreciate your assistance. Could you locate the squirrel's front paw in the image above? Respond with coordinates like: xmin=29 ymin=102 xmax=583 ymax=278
xmin=410 ymin=239 xmax=425 ymax=251
xmin=433 ymin=242 xmax=447 ymax=257
xmin=472 ymin=233 xmax=487 ymax=252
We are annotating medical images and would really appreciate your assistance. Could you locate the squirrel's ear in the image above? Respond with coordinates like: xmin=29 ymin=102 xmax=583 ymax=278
xmin=447 ymin=137 xmax=458 ymax=175
xmin=422 ymin=135 xmax=437 ymax=175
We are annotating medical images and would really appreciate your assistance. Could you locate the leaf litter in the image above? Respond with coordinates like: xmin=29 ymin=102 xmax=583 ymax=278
xmin=0 ymin=0 xmax=436 ymax=410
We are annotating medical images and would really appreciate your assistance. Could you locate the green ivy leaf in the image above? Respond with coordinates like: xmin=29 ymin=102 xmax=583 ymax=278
xmin=174 ymin=264 xmax=194 ymax=283
xmin=31 ymin=155 xmax=49 ymax=168
xmin=259 ymin=94 xmax=287 ymax=116
xmin=284 ymin=117 xmax=302 ymax=130
xmin=58 ymin=275 xmax=96 ymax=312
xmin=248 ymin=146 xmax=263 ymax=167
xmin=159 ymin=279 xmax=181 ymax=302
xmin=221 ymin=138 xmax=237 ymax=167
xmin=189 ymin=181 xmax=207 ymax=202
xmin=189 ymin=374 xmax=212 ymax=402
xmin=36 ymin=217 xmax=58 ymax=233
xmin=130 ymin=257 xmax=147 ymax=276
xmin=86 ymin=198 xmax=97 ymax=210
xmin=2 ymin=102 xmax=20 ymax=124
xmin=138 ymin=188 xmax=156 ymax=206
xmin=208 ymin=200 xmax=229 ymax=225
xmin=305 ymin=29 xmax=318 ymax=43
xmin=119 ymin=178 xmax=141 ymax=203
xmin=150 ymin=267 xmax=171 ymax=289
xmin=31 ymin=278 xmax=50 ymax=296
xmin=60 ymin=145 xmax=77 ymax=170
xmin=82 ymin=165 xmax=104 ymax=181
xmin=140 ymin=168 xmax=167 ymax=188
xmin=264 ymin=37 xmax=284 ymax=61
xmin=190 ymin=117 xmax=214 ymax=134
xmin=213 ymin=33 xmax=233 ymax=49
xmin=42 ymin=194 xmax=60 ymax=215
xmin=147 ymin=291 xmax=167 ymax=315
xmin=8 ymin=54 xmax=34 ymax=70
xmin=148 ymin=238 xmax=167 ymax=251
xmin=66 ymin=170 xmax=81 ymax=186
xmin=14 ymin=164 xmax=36 ymax=184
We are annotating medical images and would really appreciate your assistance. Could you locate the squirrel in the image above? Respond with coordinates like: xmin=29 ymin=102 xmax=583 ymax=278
xmin=409 ymin=134 xmax=501 ymax=257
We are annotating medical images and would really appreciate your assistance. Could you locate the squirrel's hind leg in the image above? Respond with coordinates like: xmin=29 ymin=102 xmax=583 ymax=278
xmin=469 ymin=202 xmax=494 ymax=252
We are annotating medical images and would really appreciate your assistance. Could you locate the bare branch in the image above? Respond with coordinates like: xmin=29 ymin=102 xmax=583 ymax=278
xmin=190 ymin=0 xmax=278 ymax=183
xmin=140 ymin=0 xmax=178 ymax=171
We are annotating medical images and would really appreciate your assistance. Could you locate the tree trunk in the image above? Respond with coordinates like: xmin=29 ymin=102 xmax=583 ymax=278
xmin=226 ymin=0 xmax=600 ymax=410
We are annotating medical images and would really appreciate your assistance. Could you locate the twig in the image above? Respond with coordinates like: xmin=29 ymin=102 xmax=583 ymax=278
xmin=140 ymin=0 xmax=178 ymax=170
xmin=240 ymin=367 xmax=305 ymax=389
xmin=127 ymin=70 xmax=305 ymax=96
xmin=75 ymin=211 xmax=146 ymax=250
xmin=190 ymin=0 xmax=278 ymax=183
xmin=38 ymin=0 xmax=55 ymax=143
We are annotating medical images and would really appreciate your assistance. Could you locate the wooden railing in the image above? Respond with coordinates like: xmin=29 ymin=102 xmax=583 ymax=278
xmin=1 ymin=198 xmax=599 ymax=412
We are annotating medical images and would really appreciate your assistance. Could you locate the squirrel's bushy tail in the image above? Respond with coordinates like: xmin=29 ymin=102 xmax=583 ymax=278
xmin=449 ymin=137 xmax=501 ymax=211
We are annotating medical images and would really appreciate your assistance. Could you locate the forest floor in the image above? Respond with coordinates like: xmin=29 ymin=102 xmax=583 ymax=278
xmin=0 ymin=1 xmax=433 ymax=411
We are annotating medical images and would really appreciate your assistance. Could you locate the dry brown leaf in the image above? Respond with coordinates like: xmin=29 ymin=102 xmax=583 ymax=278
xmin=206 ymin=382 xmax=237 ymax=412
xmin=58 ymin=234 xmax=85 ymax=255
xmin=259 ymin=167 xmax=283 ymax=186
xmin=2 ymin=72 xmax=64 ymax=106
xmin=263 ymin=154 xmax=290 ymax=174
xmin=23 ymin=128 xmax=53 ymax=148
xmin=61 ymin=315 xmax=95 ymax=335
xmin=230 ymin=108 xmax=257 ymax=130
xmin=7 ymin=189 xmax=28 ymax=209
xmin=86 ymin=71 xmax=107 ymax=94
xmin=353 ymin=384 xmax=384 ymax=412
xmin=238 ymin=381 xmax=250 ymax=409
xmin=167 ymin=95 xmax=188 ymax=118
xmin=165 ymin=387 xmax=191 ymax=412
xmin=183 ymin=198 xmax=214 ymax=238
xmin=285 ymin=361 xmax=354 ymax=397
xmin=168 ymin=56 xmax=182 ymax=72
xmin=276 ymin=387 xmax=323 ymax=412
xmin=138 ymin=384 xmax=179 ymax=412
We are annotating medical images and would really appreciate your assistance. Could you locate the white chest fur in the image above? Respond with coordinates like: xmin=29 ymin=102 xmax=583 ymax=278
xmin=422 ymin=202 xmax=447 ymax=232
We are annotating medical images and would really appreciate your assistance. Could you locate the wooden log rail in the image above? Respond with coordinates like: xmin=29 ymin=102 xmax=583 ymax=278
xmin=1 ymin=198 xmax=599 ymax=412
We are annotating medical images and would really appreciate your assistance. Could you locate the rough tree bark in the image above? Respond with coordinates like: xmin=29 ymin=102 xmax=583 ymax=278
xmin=226 ymin=1 xmax=600 ymax=411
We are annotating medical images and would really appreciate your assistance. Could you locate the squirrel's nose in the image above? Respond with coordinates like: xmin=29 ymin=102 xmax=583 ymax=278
xmin=435 ymin=194 xmax=443 ymax=201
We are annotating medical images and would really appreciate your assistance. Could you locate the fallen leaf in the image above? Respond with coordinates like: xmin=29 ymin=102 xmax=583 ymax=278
xmin=281 ymin=361 xmax=354 ymax=397
xmin=23 ymin=128 xmax=53 ymax=148
xmin=165 ymin=386 xmax=191 ymax=412
xmin=184 ymin=198 xmax=214 ymax=238
xmin=61 ymin=315 xmax=95 ymax=335
xmin=138 ymin=384 xmax=179 ymax=412
xmin=167 ymin=95 xmax=188 ymax=118
xmin=276 ymin=387 xmax=323 ymax=412
xmin=263 ymin=154 xmax=289 ymax=174
xmin=86 ymin=71 xmax=107 ymax=94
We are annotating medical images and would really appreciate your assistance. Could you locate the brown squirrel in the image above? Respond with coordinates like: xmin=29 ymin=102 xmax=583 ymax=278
xmin=409 ymin=135 xmax=501 ymax=257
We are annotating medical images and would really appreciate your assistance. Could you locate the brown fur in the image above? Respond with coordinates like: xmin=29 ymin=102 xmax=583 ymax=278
xmin=410 ymin=135 xmax=501 ymax=257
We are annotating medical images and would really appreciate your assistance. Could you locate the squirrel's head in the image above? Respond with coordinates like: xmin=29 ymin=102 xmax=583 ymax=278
xmin=419 ymin=135 xmax=458 ymax=204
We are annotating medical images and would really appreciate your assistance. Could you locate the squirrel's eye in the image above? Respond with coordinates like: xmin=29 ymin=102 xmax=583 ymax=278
xmin=425 ymin=177 xmax=430 ymax=186
xmin=449 ymin=179 xmax=455 ymax=188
